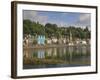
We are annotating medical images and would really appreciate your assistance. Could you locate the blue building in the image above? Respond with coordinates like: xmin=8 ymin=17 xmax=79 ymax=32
xmin=37 ymin=35 xmax=45 ymax=45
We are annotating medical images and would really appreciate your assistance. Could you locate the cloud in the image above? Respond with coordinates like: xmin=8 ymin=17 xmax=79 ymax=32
xmin=80 ymin=14 xmax=90 ymax=21
xmin=76 ymin=13 xmax=91 ymax=27
xmin=23 ymin=10 xmax=91 ymax=29
xmin=23 ymin=10 xmax=37 ymax=20
xmin=23 ymin=10 xmax=48 ymax=24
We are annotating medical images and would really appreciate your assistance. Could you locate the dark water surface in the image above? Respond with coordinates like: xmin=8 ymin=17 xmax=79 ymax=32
xmin=23 ymin=45 xmax=90 ymax=69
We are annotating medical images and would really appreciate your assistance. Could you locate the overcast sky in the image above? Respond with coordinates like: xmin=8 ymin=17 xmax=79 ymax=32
xmin=23 ymin=10 xmax=91 ymax=28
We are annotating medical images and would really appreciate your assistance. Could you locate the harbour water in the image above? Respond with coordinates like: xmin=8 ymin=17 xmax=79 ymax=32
xmin=23 ymin=45 xmax=90 ymax=69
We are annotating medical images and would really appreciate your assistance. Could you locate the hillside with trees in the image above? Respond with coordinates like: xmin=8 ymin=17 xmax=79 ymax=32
xmin=23 ymin=19 xmax=90 ymax=40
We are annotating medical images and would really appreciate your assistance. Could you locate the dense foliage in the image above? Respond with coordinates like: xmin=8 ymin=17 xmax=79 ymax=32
xmin=23 ymin=19 xmax=90 ymax=40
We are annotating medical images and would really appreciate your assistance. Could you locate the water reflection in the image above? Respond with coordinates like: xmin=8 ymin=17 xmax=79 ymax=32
xmin=38 ymin=50 xmax=45 ymax=59
xmin=23 ymin=45 xmax=90 ymax=69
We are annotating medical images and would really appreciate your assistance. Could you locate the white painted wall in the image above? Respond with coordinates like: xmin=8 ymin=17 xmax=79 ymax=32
xmin=0 ymin=0 xmax=99 ymax=80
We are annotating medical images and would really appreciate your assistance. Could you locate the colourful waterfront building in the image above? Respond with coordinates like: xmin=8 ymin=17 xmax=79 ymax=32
xmin=37 ymin=35 xmax=45 ymax=45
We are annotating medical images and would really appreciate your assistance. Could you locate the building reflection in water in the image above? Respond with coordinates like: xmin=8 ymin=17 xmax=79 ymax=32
xmin=24 ymin=46 xmax=90 ymax=59
xmin=37 ymin=50 xmax=45 ymax=59
xmin=23 ymin=45 xmax=90 ymax=68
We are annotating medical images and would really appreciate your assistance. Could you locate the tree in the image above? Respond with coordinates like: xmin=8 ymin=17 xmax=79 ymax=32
xmin=45 ymin=23 xmax=58 ymax=38
xmin=23 ymin=19 xmax=91 ymax=40
xmin=23 ymin=20 xmax=33 ymax=35
xmin=84 ymin=27 xmax=90 ymax=39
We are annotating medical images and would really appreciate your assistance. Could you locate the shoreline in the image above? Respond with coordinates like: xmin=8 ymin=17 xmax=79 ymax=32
xmin=24 ymin=44 xmax=90 ymax=49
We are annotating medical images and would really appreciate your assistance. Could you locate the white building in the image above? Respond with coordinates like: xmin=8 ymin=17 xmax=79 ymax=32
xmin=46 ymin=38 xmax=52 ymax=44
xmin=81 ymin=40 xmax=87 ymax=45
xmin=52 ymin=38 xmax=58 ymax=43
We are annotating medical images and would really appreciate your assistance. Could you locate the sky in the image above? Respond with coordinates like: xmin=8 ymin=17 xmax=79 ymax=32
xmin=23 ymin=10 xmax=91 ymax=28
